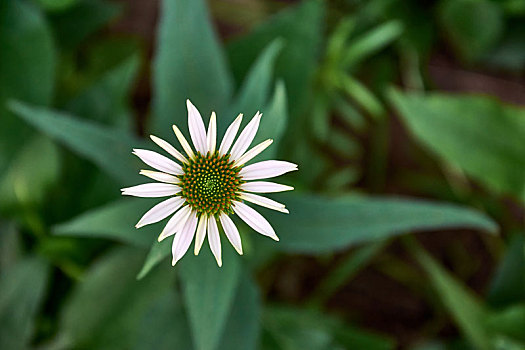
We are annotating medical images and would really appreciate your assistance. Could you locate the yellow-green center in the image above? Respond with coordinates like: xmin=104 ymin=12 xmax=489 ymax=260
xmin=178 ymin=152 xmax=242 ymax=216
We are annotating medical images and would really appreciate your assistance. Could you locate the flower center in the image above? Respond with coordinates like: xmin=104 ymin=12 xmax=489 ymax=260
xmin=178 ymin=152 xmax=242 ymax=216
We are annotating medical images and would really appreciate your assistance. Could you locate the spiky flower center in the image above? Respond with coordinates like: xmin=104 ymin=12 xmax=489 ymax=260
xmin=178 ymin=152 xmax=242 ymax=216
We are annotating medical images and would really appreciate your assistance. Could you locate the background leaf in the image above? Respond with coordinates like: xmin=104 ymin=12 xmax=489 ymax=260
xmin=225 ymin=39 xmax=283 ymax=128
xmin=262 ymin=306 xmax=394 ymax=350
xmin=65 ymin=54 xmax=140 ymax=129
xmin=389 ymin=89 xmax=525 ymax=204
xmin=0 ymin=136 xmax=60 ymax=210
xmin=217 ymin=271 xmax=262 ymax=350
xmin=58 ymin=247 xmax=174 ymax=349
xmin=152 ymin=0 xmax=233 ymax=138
xmin=53 ymin=199 xmax=157 ymax=247
xmin=439 ymin=0 xmax=503 ymax=62
xmin=411 ymin=242 xmax=491 ymax=350
xmin=49 ymin=0 xmax=121 ymax=49
xmin=227 ymin=0 xmax=325 ymax=119
xmin=0 ymin=257 xmax=49 ymax=350
xmin=488 ymin=234 xmax=525 ymax=308
xmin=269 ymin=194 xmax=497 ymax=253
xmin=179 ymin=248 xmax=241 ymax=350
xmin=10 ymin=101 xmax=143 ymax=185
xmin=0 ymin=0 xmax=56 ymax=171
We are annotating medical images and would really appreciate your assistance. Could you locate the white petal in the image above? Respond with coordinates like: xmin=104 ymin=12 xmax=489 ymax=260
xmin=139 ymin=170 xmax=179 ymax=184
xmin=136 ymin=197 xmax=185 ymax=228
xmin=230 ymin=112 xmax=262 ymax=161
xmin=239 ymin=160 xmax=298 ymax=180
xmin=234 ymin=139 xmax=273 ymax=167
xmin=150 ymin=135 xmax=187 ymax=164
xmin=240 ymin=181 xmax=294 ymax=193
xmin=133 ymin=149 xmax=183 ymax=175
xmin=172 ymin=125 xmax=195 ymax=159
xmin=240 ymin=193 xmax=289 ymax=214
xmin=207 ymin=216 xmax=222 ymax=267
xmin=218 ymin=113 xmax=243 ymax=156
xmin=233 ymin=201 xmax=279 ymax=241
xmin=121 ymin=183 xmax=181 ymax=197
xmin=158 ymin=205 xmax=191 ymax=242
xmin=194 ymin=215 xmax=207 ymax=255
xmin=172 ymin=211 xmax=198 ymax=265
xmin=219 ymin=213 xmax=243 ymax=255
xmin=207 ymin=112 xmax=217 ymax=154
xmin=187 ymin=99 xmax=208 ymax=155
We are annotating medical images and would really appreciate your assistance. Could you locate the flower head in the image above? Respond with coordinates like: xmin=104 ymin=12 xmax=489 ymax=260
xmin=122 ymin=100 xmax=297 ymax=266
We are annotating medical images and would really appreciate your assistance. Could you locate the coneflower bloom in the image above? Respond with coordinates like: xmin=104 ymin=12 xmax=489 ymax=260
xmin=121 ymin=100 xmax=297 ymax=266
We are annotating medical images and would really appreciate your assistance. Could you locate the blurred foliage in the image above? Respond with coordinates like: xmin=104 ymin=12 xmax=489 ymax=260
xmin=1 ymin=0 xmax=525 ymax=349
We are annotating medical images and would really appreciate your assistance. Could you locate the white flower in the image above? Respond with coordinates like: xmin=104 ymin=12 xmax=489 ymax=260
xmin=122 ymin=100 xmax=297 ymax=266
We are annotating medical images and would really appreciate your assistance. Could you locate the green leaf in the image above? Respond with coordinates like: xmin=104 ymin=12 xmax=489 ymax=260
xmin=309 ymin=241 xmax=387 ymax=307
xmin=343 ymin=20 xmax=403 ymax=68
xmin=65 ymin=54 xmax=140 ymax=129
xmin=131 ymin=291 xmax=194 ymax=350
xmin=58 ymin=247 xmax=174 ymax=349
xmin=486 ymin=304 xmax=525 ymax=343
xmin=439 ymin=0 xmax=503 ymax=62
xmin=53 ymin=199 xmax=158 ymax=247
xmin=262 ymin=306 xmax=394 ymax=350
xmin=227 ymin=0 xmax=325 ymax=119
xmin=255 ymin=81 xmax=288 ymax=161
xmin=488 ymin=234 xmax=525 ymax=307
xmin=36 ymin=0 xmax=77 ymax=12
xmin=0 ymin=257 xmax=49 ymax=350
xmin=0 ymin=136 xmax=60 ymax=210
xmin=388 ymin=89 xmax=525 ymax=204
xmin=49 ymin=0 xmax=121 ymax=49
xmin=0 ymin=0 xmax=56 ymax=170
xmin=9 ymin=101 xmax=143 ymax=185
xmin=269 ymin=194 xmax=497 ymax=253
xmin=225 ymin=39 xmax=283 ymax=129
xmin=152 ymin=0 xmax=233 ymax=138
xmin=218 ymin=271 xmax=261 ymax=350
xmin=137 ymin=239 xmax=171 ymax=279
xmin=179 ymin=248 xmax=241 ymax=350
xmin=411 ymin=243 xmax=491 ymax=350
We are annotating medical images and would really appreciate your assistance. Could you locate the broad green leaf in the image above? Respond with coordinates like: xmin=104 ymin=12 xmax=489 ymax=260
xmin=262 ymin=306 xmax=394 ymax=350
xmin=0 ymin=136 xmax=60 ymax=210
xmin=59 ymin=247 xmax=174 ymax=349
xmin=132 ymin=291 xmax=194 ymax=350
xmin=218 ymin=272 xmax=261 ymax=350
xmin=255 ymin=81 xmax=288 ymax=161
xmin=49 ymin=0 xmax=121 ymax=49
xmin=53 ymin=199 xmax=158 ymax=247
xmin=9 ymin=101 xmax=143 ymax=185
xmin=268 ymin=194 xmax=497 ymax=253
xmin=0 ymin=257 xmax=49 ymax=350
xmin=152 ymin=0 xmax=233 ymax=138
xmin=225 ymin=39 xmax=283 ymax=129
xmin=0 ymin=0 xmax=56 ymax=170
xmin=388 ymin=89 xmax=525 ymax=204
xmin=227 ymin=0 xmax=325 ymax=119
xmin=412 ymin=244 xmax=491 ymax=350
xmin=439 ymin=0 xmax=503 ymax=62
xmin=179 ymin=248 xmax=241 ymax=350
xmin=488 ymin=234 xmax=525 ymax=307
xmin=66 ymin=54 xmax=140 ymax=129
